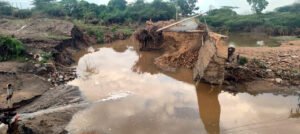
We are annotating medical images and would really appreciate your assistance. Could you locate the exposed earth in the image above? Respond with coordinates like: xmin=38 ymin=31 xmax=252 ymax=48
xmin=0 ymin=18 xmax=299 ymax=133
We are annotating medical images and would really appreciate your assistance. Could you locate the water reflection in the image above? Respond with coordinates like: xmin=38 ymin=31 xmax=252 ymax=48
xmin=196 ymin=85 xmax=221 ymax=134
xmin=132 ymin=50 xmax=194 ymax=84
xmin=68 ymin=41 xmax=300 ymax=134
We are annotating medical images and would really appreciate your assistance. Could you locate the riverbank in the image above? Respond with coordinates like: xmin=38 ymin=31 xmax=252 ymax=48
xmin=0 ymin=17 xmax=299 ymax=133
xmin=0 ymin=18 xmax=134 ymax=133
xmin=222 ymin=41 xmax=300 ymax=95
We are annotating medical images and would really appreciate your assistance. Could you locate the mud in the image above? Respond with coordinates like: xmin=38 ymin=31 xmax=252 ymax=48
xmin=0 ymin=17 xmax=299 ymax=134
xmin=0 ymin=18 xmax=89 ymax=133
xmin=226 ymin=43 xmax=300 ymax=85
xmin=0 ymin=62 xmax=83 ymax=133
xmin=154 ymin=31 xmax=203 ymax=70
xmin=0 ymin=18 xmax=87 ymax=65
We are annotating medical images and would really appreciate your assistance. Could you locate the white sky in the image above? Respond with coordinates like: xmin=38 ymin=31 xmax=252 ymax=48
xmin=3 ymin=0 xmax=298 ymax=14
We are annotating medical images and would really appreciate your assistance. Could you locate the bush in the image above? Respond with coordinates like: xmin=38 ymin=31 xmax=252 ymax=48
xmin=0 ymin=36 xmax=25 ymax=61
xmin=86 ymin=28 xmax=104 ymax=43
xmin=13 ymin=9 xmax=32 ymax=19
xmin=40 ymin=51 xmax=53 ymax=63
xmin=204 ymin=6 xmax=300 ymax=35
xmin=0 ymin=1 xmax=13 ymax=16
xmin=44 ymin=4 xmax=66 ymax=17
xmin=238 ymin=56 xmax=248 ymax=66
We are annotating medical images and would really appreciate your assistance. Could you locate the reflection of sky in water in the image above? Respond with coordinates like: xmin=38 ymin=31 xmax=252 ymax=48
xmin=68 ymin=47 xmax=300 ymax=134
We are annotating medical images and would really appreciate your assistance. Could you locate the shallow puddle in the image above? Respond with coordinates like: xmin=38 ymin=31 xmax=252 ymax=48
xmin=67 ymin=39 xmax=300 ymax=134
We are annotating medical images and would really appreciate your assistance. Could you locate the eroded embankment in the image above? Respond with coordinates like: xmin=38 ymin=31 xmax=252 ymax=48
xmin=0 ymin=18 xmax=91 ymax=133
xmin=225 ymin=44 xmax=300 ymax=89
xmin=135 ymin=20 xmax=300 ymax=91
xmin=154 ymin=31 xmax=203 ymax=70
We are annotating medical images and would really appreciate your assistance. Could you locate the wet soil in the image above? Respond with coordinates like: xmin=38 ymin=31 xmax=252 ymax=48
xmin=1 ymin=17 xmax=299 ymax=133
xmin=0 ymin=62 xmax=51 ymax=109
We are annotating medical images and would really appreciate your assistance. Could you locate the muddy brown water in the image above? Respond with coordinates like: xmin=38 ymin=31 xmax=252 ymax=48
xmin=67 ymin=39 xmax=300 ymax=134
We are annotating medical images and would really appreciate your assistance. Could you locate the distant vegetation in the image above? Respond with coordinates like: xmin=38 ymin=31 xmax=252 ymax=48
xmin=204 ymin=3 xmax=300 ymax=36
xmin=0 ymin=36 xmax=25 ymax=61
xmin=0 ymin=0 xmax=299 ymax=36
xmin=0 ymin=0 xmax=184 ymax=23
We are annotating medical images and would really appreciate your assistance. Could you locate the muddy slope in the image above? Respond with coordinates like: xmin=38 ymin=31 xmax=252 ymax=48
xmin=154 ymin=31 xmax=203 ymax=70
xmin=0 ymin=18 xmax=87 ymax=65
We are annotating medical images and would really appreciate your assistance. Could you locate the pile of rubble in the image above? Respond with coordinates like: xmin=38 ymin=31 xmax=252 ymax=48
xmin=225 ymin=45 xmax=300 ymax=86
xmin=47 ymin=69 xmax=77 ymax=86
xmin=24 ymin=62 xmax=77 ymax=86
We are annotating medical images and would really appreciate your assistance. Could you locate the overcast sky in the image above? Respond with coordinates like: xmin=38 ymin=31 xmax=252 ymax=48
xmin=3 ymin=0 xmax=299 ymax=14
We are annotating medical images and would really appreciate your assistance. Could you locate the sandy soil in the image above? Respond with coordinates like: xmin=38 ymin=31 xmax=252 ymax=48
xmin=23 ymin=108 xmax=79 ymax=134
xmin=0 ymin=62 xmax=51 ymax=109
xmin=224 ymin=41 xmax=300 ymax=93
xmin=236 ymin=41 xmax=300 ymax=77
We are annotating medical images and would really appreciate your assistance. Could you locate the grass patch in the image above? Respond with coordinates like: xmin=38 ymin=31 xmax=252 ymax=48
xmin=39 ymin=51 xmax=53 ymax=64
xmin=238 ymin=56 xmax=248 ymax=66
xmin=252 ymin=58 xmax=267 ymax=69
xmin=74 ymin=20 xmax=134 ymax=44
xmin=47 ymin=34 xmax=72 ymax=40
xmin=271 ymin=36 xmax=300 ymax=42
xmin=0 ymin=35 xmax=25 ymax=61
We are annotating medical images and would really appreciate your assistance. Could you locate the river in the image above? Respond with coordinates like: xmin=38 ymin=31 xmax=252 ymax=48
xmin=66 ymin=39 xmax=300 ymax=134
xmin=228 ymin=32 xmax=280 ymax=47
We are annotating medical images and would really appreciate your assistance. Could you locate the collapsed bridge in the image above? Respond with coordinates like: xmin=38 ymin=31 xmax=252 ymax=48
xmin=135 ymin=15 xmax=228 ymax=85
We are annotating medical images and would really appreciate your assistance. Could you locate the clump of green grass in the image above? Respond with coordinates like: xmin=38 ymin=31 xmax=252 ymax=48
xmin=74 ymin=21 xmax=134 ymax=44
xmin=0 ymin=35 xmax=25 ymax=61
xmin=118 ymin=27 xmax=134 ymax=37
xmin=238 ymin=56 xmax=248 ymax=66
xmin=252 ymin=58 xmax=267 ymax=69
xmin=40 ymin=51 xmax=53 ymax=63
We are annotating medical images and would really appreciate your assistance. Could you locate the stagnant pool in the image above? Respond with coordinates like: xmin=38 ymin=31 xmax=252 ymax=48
xmin=67 ymin=39 xmax=300 ymax=134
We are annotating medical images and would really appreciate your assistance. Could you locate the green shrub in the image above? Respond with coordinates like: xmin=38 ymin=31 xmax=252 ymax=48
xmin=238 ymin=56 xmax=248 ymax=66
xmin=13 ymin=9 xmax=32 ymax=19
xmin=0 ymin=1 xmax=13 ymax=16
xmin=252 ymin=58 xmax=267 ymax=69
xmin=0 ymin=36 xmax=25 ymax=61
xmin=40 ymin=51 xmax=53 ymax=63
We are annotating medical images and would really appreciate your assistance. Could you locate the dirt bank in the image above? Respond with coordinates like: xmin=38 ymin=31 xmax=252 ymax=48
xmin=0 ymin=62 xmax=51 ymax=109
xmin=135 ymin=20 xmax=300 ymax=93
xmin=154 ymin=31 xmax=203 ymax=70
xmin=0 ymin=61 xmax=83 ymax=133
xmin=0 ymin=18 xmax=87 ymax=65
xmin=0 ymin=18 xmax=90 ymax=133
xmin=223 ymin=41 xmax=300 ymax=93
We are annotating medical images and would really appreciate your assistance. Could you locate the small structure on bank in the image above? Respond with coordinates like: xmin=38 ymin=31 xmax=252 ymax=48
xmin=135 ymin=15 xmax=228 ymax=84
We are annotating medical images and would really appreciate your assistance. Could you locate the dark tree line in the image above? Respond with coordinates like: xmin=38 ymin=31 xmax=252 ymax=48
xmin=0 ymin=0 xmax=199 ymax=23
xmin=204 ymin=3 xmax=300 ymax=36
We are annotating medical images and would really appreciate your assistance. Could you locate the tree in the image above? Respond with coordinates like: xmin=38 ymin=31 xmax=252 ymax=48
xmin=108 ymin=0 xmax=127 ymax=10
xmin=33 ymin=0 xmax=56 ymax=9
xmin=276 ymin=3 xmax=300 ymax=13
xmin=247 ymin=0 xmax=269 ymax=14
xmin=60 ymin=0 xmax=78 ymax=16
xmin=0 ymin=1 xmax=14 ymax=16
xmin=171 ymin=0 xmax=199 ymax=16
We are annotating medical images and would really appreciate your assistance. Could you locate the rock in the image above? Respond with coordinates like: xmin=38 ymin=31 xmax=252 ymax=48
xmin=291 ymin=55 xmax=299 ymax=59
xmin=34 ymin=64 xmax=41 ymax=68
xmin=36 ymin=67 xmax=48 ymax=75
xmin=59 ymin=75 xmax=64 ymax=79
xmin=275 ymin=78 xmax=283 ymax=84
xmin=266 ymin=69 xmax=272 ymax=72
xmin=193 ymin=39 xmax=227 ymax=85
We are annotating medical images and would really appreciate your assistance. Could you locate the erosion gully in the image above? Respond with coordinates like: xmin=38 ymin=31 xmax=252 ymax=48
xmin=66 ymin=39 xmax=300 ymax=134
